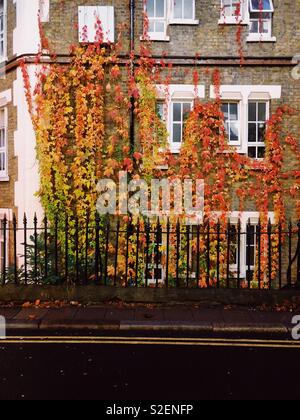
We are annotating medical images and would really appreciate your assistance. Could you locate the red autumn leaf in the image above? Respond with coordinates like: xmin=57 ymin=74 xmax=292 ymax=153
xmin=133 ymin=152 xmax=143 ymax=161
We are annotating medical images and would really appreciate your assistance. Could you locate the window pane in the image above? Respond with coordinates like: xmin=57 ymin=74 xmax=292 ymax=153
xmin=230 ymin=122 xmax=239 ymax=142
xmin=247 ymin=226 xmax=255 ymax=245
xmin=248 ymin=147 xmax=257 ymax=158
xmin=261 ymin=19 xmax=269 ymax=33
xmin=156 ymin=102 xmax=164 ymax=120
xmin=250 ymin=20 xmax=259 ymax=33
xmin=229 ymin=226 xmax=238 ymax=265
xmin=183 ymin=103 xmax=191 ymax=120
xmin=258 ymin=147 xmax=265 ymax=159
xmin=156 ymin=0 xmax=165 ymax=18
xmin=232 ymin=1 xmax=241 ymax=15
xmin=155 ymin=21 xmax=165 ymax=32
xmin=248 ymin=123 xmax=257 ymax=142
xmin=258 ymin=103 xmax=266 ymax=121
xmin=224 ymin=122 xmax=230 ymax=137
xmin=250 ymin=0 xmax=273 ymax=12
xmin=223 ymin=0 xmax=232 ymax=17
xmin=184 ymin=0 xmax=194 ymax=19
xmin=174 ymin=0 xmax=183 ymax=19
xmin=0 ymin=152 xmax=5 ymax=170
xmin=222 ymin=103 xmax=229 ymax=120
xmin=173 ymin=103 xmax=182 ymax=122
xmin=258 ymin=123 xmax=266 ymax=142
xmin=246 ymin=247 xmax=255 ymax=267
xmin=0 ymin=129 xmax=4 ymax=147
xmin=173 ymin=124 xmax=182 ymax=143
xmin=229 ymin=103 xmax=238 ymax=121
xmin=248 ymin=103 xmax=257 ymax=122
xmin=148 ymin=21 xmax=155 ymax=32
xmin=147 ymin=0 xmax=155 ymax=17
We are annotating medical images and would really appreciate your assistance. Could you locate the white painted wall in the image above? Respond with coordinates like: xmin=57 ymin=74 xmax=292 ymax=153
xmin=13 ymin=1 xmax=43 ymax=260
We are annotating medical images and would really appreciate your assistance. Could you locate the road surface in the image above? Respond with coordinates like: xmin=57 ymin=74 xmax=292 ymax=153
xmin=0 ymin=335 xmax=300 ymax=400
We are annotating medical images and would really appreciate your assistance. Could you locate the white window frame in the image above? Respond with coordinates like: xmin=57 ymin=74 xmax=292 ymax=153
xmin=247 ymin=0 xmax=276 ymax=42
xmin=210 ymin=85 xmax=281 ymax=156
xmin=0 ymin=0 xmax=7 ymax=62
xmin=144 ymin=0 xmax=169 ymax=41
xmin=249 ymin=15 xmax=272 ymax=37
xmin=249 ymin=0 xmax=274 ymax=13
xmin=0 ymin=107 xmax=7 ymax=180
xmin=219 ymin=0 xmax=250 ymax=25
xmin=170 ymin=100 xmax=193 ymax=153
xmin=170 ymin=0 xmax=199 ymax=25
xmin=156 ymin=85 xmax=205 ymax=154
xmin=221 ymin=101 xmax=242 ymax=146
xmin=247 ymin=100 xmax=269 ymax=160
xmin=0 ymin=209 xmax=11 ymax=274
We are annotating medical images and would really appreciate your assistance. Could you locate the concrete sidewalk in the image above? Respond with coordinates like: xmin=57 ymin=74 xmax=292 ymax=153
xmin=0 ymin=304 xmax=298 ymax=337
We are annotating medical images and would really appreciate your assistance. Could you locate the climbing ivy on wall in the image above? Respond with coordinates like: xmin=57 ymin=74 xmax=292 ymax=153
xmin=20 ymin=8 xmax=300 ymax=287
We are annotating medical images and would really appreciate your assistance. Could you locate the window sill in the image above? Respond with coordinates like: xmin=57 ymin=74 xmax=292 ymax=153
xmin=0 ymin=176 xmax=9 ymax=182
xmin=169 ymin=19 xmax=199 ymax=26
xmin=218 ymin=18 xmax=249 ymax=26
xmin=247 ymin=35 xmax=277 ymax=43
xmin=140 ymin=34 xmax=170 ymax=42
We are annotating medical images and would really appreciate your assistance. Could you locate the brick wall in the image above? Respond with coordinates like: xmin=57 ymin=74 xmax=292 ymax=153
xmin=43 ymin=0 xmax=299 ymax=58
xmin=0 ymin=0 xmax=299 ymax=218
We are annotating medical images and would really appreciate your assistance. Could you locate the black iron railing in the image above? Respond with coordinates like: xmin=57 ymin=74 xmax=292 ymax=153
xmin=0 ymin=214 xmax=299 ymax=289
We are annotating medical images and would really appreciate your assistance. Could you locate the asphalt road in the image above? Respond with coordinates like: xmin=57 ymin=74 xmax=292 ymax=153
xmin=0 ymin=336 xmax=300 ymax=401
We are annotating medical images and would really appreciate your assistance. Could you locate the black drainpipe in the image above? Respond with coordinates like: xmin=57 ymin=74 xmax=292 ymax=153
xmin=129 ymin=0 xmax=135 ymax=157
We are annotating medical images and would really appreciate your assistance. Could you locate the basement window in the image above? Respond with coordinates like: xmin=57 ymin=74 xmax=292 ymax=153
xmin=229 ymin=222 xmax=256 ymax=281
xmin=228 ymin=212 xmax=275 ymax=281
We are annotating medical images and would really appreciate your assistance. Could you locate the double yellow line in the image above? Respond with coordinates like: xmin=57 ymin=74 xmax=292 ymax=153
xmin=2 ymin=336 xmax=300 ymax=348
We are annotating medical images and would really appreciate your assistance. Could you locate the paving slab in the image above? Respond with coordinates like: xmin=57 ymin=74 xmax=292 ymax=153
xmin=249 ymin=311 xmax=289 ymax=324
xmin=73 ymin=307 xmax=106 ymax=321
xmin=12 ymin=308 xmax=49 ymax=321
xmin=221 ymin=310 xmax=253 ymax=324
xmin=163 ymin=307 xmax=195 ymax=321
xmin=0 ymin=308 xmax=21 ymax=320
xmin=134 ymin=308 xmax=165 ymax=321
xmin=192 ymin=308 xmax=223 ymax=323
xmin=105 ymin=308 xmax=135 ymax=321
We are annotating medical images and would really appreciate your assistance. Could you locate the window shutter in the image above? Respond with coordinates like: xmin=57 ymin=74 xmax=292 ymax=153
xmin=78 ymin=6 xmax=115 ymax=44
